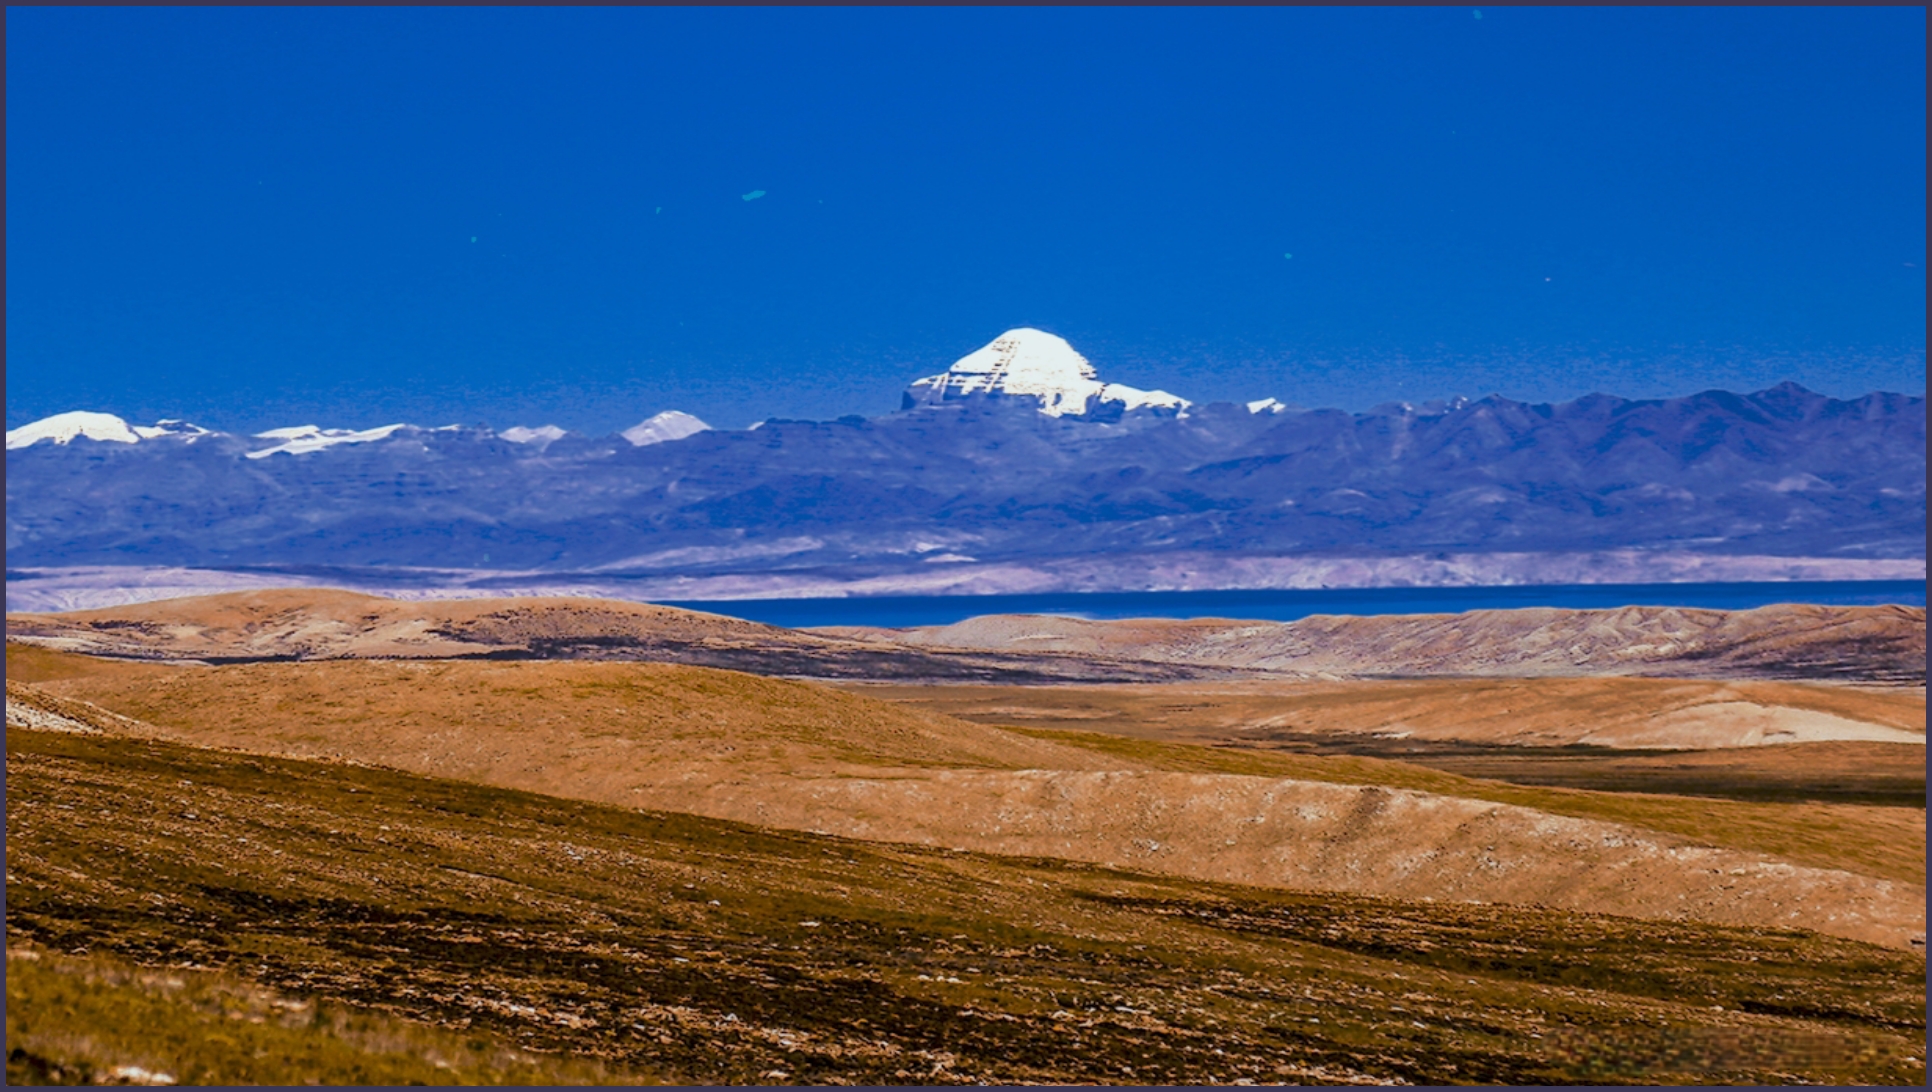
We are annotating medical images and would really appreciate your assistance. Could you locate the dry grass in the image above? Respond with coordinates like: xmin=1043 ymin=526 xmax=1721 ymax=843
xmin=5 ymin=945 xmax=646 ymax=1085
xmin=5 ymin=642 xmax=176 ymax=685
xmin=997 ymin=725 xmax=1927 ymax=887
xmin=16 ymin=644 xmax=1924 ymax=921
xmin=7 ymin=726 xmax=1925 ymax=1086
xmin=846 ymin=676 xmax=1928 ymax=746
xmin=14 ymin=653 xmax=1095 ymax=780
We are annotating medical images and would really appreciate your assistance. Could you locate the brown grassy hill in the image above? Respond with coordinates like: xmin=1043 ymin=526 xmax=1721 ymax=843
xmin=13 ymin=590 xmax=1923 ymax=686
xmin=6 ymin=649 xmax=1093 ymax=782
xmin=12 ymin=727 xmax=1924 ymax=1086
xmin=5 ymin=587 xmax=796 ymax=660
xmin=853 ymin=676 xmax=1927 ymax=750
xmin=855 ymin=678 xmax=1927 ymax=808
xmin=826 ymin=602 xmax=1928 ymax=684
xmin=16 ymin=645 xmax=1923 ymax=949
xmin=1 ymin=589 xmax=1197 ymax=683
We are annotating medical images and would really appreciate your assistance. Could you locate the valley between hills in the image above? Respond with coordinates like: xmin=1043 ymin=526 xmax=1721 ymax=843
xmin=5 ymin=589 xmax=1925 ymax=1085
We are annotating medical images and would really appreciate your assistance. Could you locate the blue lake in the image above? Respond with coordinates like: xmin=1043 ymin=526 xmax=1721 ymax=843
xmin=661 ymin=579 xmax=1927 ymax=629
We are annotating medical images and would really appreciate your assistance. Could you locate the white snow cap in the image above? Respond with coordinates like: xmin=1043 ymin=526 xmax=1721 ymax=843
xmin=908 ymin=328 xmax=1189 ymax=417
xmin=623 ymin=410 xmax=710 ymax=447
xmin=247 ymin=423 xmax=407 ymax=459
xmin=6 ymin=411 xmax=210 ymax=450
xmin=501 ymin=424 xmax=568 ymax=446
xmin=1247 ymin=398 xmax=1288 ymax=414
xmin=7 ymin=411 xmax=144 ymax=449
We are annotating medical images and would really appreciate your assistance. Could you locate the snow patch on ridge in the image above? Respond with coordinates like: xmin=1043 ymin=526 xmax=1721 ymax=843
xmin=247 ymin=423 xmax=407 ymax=459
xmin=623 ymin=411 xmax=710 ymax=447
xmin=502 ymin=425 xmax=568 ymax=447
xmin=132 ymin=419 xmax=211 ymax=439
xmin=905 ymin=329 xmax=1190 ymax=418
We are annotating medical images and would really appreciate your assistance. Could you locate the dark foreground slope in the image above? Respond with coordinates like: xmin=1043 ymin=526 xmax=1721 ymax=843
xmin=5 ymin=945 xmax=644 ymax=1086
xmin=8 ymin=727 xmax=1926 ymax=1086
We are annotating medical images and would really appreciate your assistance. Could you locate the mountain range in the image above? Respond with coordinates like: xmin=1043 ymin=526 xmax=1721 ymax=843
xmin=6 ymin=329 xmax=1925 ymax=604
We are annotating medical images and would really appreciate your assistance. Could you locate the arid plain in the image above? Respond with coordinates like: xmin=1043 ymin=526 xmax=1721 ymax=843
xmin=6 ymin=590 xmax=1925 ymax=1085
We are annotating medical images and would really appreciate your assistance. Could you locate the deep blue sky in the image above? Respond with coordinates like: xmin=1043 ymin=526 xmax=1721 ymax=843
xmin=7 ymin=6 xmax=1925 ymax=434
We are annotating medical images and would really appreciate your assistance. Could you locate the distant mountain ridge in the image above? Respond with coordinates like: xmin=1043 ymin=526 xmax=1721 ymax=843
xmin=5 ymin=330 xmax=1924 ymax=600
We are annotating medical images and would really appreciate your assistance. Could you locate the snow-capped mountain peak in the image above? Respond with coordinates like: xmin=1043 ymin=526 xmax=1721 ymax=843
xmin=623 ymin=411 xmax=710 ymax=447
xmin=904 ymin=328 xmax=1190 ymax=417
xmin=6 ymin=411 xmax=213 ymax=450
xmin=247 ymin=423 xmax=407 ymax=459
xmin=7 ymin=411 xmax=145 ymax=449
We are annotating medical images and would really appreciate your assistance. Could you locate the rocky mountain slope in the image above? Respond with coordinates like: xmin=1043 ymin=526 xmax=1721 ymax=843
xmin=7 ymin=331 xmax=1922 ymax=597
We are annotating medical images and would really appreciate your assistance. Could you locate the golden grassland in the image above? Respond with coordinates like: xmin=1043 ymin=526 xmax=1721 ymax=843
xmin=9 ymin=643 xmax=1924 ymax=940
xmin=843 ymin=676 xmax=1929 ymax=746
xmin=6 ymin=634 xmax=1927 ymax=1083
xmin=995 ymin=726 xmax=1928 ymax=887
xmin=14 ymin=643 xmax=1922 ymax=894
xmin=7 ymin=727 xmax=1925 ymax=1086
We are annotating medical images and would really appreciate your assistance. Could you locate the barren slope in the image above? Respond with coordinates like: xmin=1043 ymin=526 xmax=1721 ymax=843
xmin=2 ymin=589 xmax=1199 ymax=683
xmin=848 ymin=677 xmax=1927 ymax=751
xmin=17 ymin=647 xmax=1923 ymax=949
xmin=12 ymin=591 xmax=1924 ymax=686
xmin=13 ymin=728 xmax=1925 ymax=1086
xmin=826 ymin=603 xmax=1927 ymax=684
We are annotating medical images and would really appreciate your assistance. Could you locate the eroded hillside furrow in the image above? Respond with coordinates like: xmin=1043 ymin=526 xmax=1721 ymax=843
xmin=623 ymin=769 xmax=1927 ymax=951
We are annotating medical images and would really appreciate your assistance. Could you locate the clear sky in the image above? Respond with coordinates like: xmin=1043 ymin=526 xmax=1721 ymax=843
xmin=6 ymin=6 xmax=1925 ymax=433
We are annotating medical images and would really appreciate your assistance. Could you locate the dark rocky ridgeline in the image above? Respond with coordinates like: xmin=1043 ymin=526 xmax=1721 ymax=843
xmin=423 ymin=630 xmax=1218 ymax=683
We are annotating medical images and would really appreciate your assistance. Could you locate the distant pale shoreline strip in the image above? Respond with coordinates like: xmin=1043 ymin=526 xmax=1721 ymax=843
xmin=5 ymin=552 xmax=1923 ymax=615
